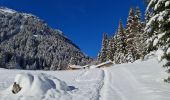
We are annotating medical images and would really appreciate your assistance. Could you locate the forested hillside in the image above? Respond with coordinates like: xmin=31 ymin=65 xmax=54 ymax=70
xmin=0 ymin=7 xmax=92 ymax=70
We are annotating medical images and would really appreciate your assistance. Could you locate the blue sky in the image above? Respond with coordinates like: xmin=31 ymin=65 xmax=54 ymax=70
xmin=0 ymin=0 xmax=145 ymax=58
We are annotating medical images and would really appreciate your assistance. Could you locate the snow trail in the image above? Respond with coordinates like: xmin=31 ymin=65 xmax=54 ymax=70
xmin=73 ymin=69 xmax=105 ymax=100
xmin=104 ymin=66 xmax=161 ymax=100
xmin=100 ymin=69 xmax=128 ymax=100
xmin=99 ymin=69 xmax=105 ymax=100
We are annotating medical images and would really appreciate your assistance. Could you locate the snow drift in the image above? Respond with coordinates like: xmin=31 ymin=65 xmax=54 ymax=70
xmin=1 ymin=73 xmax=71 ymax=100
xmin=1 ymin=57 xmax=170 ymax=100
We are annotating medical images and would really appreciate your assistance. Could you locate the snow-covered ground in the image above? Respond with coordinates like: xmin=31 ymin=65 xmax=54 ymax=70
xmin=0 ymin=58 xmax=170 ymax=100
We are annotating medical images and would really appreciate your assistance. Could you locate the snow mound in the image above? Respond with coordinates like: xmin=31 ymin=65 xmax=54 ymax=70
xmin=5 ymin=73 xmax=69 ymax=96
xmin=144 ymin=48 xmax=165 ymax=62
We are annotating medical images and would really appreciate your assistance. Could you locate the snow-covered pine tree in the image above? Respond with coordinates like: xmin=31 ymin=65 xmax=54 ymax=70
xmin=126 ymin=8 xmax=138 ymax=62
xmin=136 ymin=6 xmax=142 ymax=19
xmin=145 ymin=0 xmax=170 ymax=53
xmin=106 ymin=37 xmax=115 ymax=61
xmin=98 ymin=32 xmax=109 ymax=62
xmin=114 ymin=20 xmax=127 ymax=64
xmin=69 ymin=57 xmax=77 ymax=65
xmin=97 ymin=53 xmax=101 ymax=61
xmin=135 ymin=6 xmax=146 ymax=60
xmin=113 ymin=32 xmax=118 ymax=63
xmin=145 ymin=0 xmax=170 ymax=82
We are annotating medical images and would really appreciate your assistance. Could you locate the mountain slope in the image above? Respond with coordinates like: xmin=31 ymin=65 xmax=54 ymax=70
xmin=0 ymin=7 xmax=92 ymax=70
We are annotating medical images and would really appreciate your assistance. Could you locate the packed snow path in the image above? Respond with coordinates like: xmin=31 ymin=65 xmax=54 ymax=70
xmin=99 ymin=59 xmax=170 ymax=100
xmin=0 ymin=58 xmax=170 ymax=100
xmin=100 ymin=67 xmax=160 ymax=100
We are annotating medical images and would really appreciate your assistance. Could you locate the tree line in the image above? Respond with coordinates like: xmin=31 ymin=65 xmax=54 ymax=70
xmin=98 ymin=0 xmax=170 ymax=82
xmin=98 ymin=7 xmax=146 ymax=64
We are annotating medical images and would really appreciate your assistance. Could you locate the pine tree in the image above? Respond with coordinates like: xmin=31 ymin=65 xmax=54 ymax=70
xmin=114 ymin=20 xmax=127 ymax=64
xmin=106 ymin=37 xmax=115 ymax=61
xmin=126 ymin=8 xmax=138 ymax=62
xmin=145 ymin=0 xmax=170 ymax=82
xmin=69 ymin=57 xmax=77 ymax=65
xmin=136 ymin=6 xmax=142 ymax=20
xmin=126 ymin=7 xmax=145 ymax=62
xmin=113 ymin=32 xmax=118 ymax=63
xmin=98 ymin=32 xmax=109 ymax=62
xmin=135 ymin=6 xmax=146 ymax=60
xmin=145 ymin=0 xmax=170 ymax=53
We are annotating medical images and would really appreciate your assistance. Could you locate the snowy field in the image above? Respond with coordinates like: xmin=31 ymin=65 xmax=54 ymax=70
xmin=0 ymin=58 xmax=170 ymax=100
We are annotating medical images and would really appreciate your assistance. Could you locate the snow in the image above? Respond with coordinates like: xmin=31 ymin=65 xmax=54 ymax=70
xmin=156 ymin=48 xmax=165 ymax=61
xmin=90 ymin=65 xmax=98 ymax=69
xmin=166 ymin=48 xmax=170 ymax=54
xmin=154 ymin=0 xmax=159 ymax=11
xmin=22 ymin=13 xmax=40 ymax=21
xmin=90 ymin=60 xmax=113 ymax=69
xmin=1 ymin=73 xmax=70 ymax=100
xmin=158 ymin=15 xmax=164 ymax=22
xmin=146 ymin=0 xmax=156 ymax=11
xmin=69 ymin=65 xmax=87 ymax=69
xmin=0 ymin=7 xmax=37 ymax=20
xmin=146 ymin=14 xmax=157 ymax=27
xmin=75 ymin=69 xmax=104 ymax=82
xmin=146 ymin=1 xmax=169 ymax=32
xmin=158 ymin=32 xmax=165 ymax=39
xmin=154 ymin=0 xmax=167 ymax=11
xmin=165 ymin=1 xmax=170 ymax=7
xmin=153 ymin=38 xmax=158 ymax=46
xmin=55 ymin=29 xmax=64 ymax=35
xmin=101 ymin=59 xmax=168 ymax=100
xmin=20 ymin=25 xmax=24 ymax=29
xmin=0 ymin=57 xmax=170 ymax=100
xmin=0 ymin=7 xmax=16 ymax=14
xmin=23 ymin=13 xmax=35 ymax=18
xmin=33 ymin=35 xmax=38 ymax=37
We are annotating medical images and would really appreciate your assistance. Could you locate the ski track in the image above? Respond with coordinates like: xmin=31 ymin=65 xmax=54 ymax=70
xmin=99 ymin=66 xmax=161 ymax=100
xmin=71 ymin=69 xmax=105 ymax=100
xmin=100 ymin=69 xmax=127 ymax=100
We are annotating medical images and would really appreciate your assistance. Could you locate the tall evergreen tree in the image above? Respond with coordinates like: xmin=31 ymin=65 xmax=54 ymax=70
xmin=135 ymin=6 xmax=142 ymax=20
xmin=114 ymin=20 xmax=127 ymax=63
xmin=145 ymin=0 xmax=170 ymax=82
xmin=126 ymin=7 xmax=146 ymax=62
xmin=106 ymin=37 xmax=115 ymax=61
xmin=126 ymin=8 xmax=138 ymax=62
xmin=113 ymin=32 xmax=118 ymax=63
xmin=98 ymin=32 xmax=108 ymax=62
xmin=145 ymin=0 xmax=170 ymax=53
xmin=135 ymin=6 xmax=146 ymax=60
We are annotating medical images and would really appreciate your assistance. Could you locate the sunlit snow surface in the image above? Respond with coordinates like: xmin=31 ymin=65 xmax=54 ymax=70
xmin=0 ymin=7 xmax=16 ymax=14
xmin=0 ymin=57 xmax=170 ymax=100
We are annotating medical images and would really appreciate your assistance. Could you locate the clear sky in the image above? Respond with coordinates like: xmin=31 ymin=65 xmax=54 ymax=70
xmin=0 ymin=0 xmax=145 ymax=58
